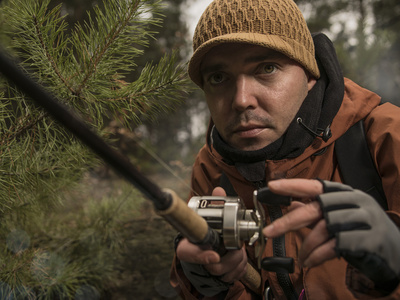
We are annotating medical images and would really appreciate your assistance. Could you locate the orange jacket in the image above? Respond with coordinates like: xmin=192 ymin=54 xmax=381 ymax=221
xmin=170 ymin=78 xmax=400 ymax=299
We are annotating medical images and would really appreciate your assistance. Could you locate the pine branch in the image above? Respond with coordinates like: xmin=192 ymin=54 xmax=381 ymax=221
xmin=71 ymin=0 xmax=164 ymax=96
xmin=74 ymin=1 xmax=142 ymax=96
xmin=3 ymin=0 xmax=73 ymax=96
xmin=110 ymin=50 xmax=192 ymax=124
xmin=32 ymin=11 xmax=75 ymax=95
xmin=0 ymin=111 xmax=47 ymax=147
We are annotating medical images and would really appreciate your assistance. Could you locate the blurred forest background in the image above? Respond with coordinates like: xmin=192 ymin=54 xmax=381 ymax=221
xmin=0 ymin=0 xmax=399 ymax=299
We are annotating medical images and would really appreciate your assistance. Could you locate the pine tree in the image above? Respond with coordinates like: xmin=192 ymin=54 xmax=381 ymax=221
xmin=0 ymin=0 xmax=191 ymax=298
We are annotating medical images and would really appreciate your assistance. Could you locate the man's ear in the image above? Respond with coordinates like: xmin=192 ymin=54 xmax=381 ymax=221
xmin=307 ymin=73 xmax=317 ymax=91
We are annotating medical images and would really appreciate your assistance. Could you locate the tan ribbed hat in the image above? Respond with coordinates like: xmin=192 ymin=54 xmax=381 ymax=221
xmin=188 ymin=0 xmax=320 ymax=87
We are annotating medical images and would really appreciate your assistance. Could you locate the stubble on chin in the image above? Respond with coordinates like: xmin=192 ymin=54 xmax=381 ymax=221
xmin=219 ymin=111 xmax=275 ymax=150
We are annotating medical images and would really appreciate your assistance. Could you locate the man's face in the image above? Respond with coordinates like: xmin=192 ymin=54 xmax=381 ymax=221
xmin=201 ymin=43 xmax=316 ymax=151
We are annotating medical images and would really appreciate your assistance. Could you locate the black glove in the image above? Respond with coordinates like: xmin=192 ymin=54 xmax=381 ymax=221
xmin=318 ymin=180 xmax=400 ymax=292
xmin=180 ymin=261 xmax=231 ymax=297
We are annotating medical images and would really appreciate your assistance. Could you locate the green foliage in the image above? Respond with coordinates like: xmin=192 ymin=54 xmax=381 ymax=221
xmin=1 ymin=0 xmax=189 ymax=125
xmin=0 ymin=0 xmax=191 ymax=298
xmin=0 ymin=182 xmax=145 ymax=299
xmin=117 ymin=51 xmax=190 ymax=124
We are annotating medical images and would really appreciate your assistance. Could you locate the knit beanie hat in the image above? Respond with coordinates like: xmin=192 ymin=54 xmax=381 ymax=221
xmin=188 ymin=0 xmax=320 ymax=87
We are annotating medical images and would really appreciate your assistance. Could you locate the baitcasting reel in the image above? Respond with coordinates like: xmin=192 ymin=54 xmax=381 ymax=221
xmin=188 ymin=188 xmax=294 ymax=272
xmin=188 ymin=190 xmax=266 ymax=268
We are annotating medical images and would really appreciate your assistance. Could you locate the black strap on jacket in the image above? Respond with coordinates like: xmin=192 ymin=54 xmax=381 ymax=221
xmin=219 ymin=172 xmax=237 ymax=197
xmin=334 ymin=119 xmax=388 ymax=210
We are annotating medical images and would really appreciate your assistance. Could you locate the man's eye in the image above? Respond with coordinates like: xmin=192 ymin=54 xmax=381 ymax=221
xmin=209 ymin=73 xmax=226 ymax=85
xmin=261 ymin=64 xmax=276 ymax=74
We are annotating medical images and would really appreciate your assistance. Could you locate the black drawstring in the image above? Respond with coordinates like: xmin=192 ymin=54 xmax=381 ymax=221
xmin=296 ymin=117 xmax=332 ymax=142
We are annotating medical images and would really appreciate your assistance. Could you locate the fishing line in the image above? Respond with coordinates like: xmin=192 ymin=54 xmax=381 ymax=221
xmin=131 ymin=136 xmax=199 ymax=197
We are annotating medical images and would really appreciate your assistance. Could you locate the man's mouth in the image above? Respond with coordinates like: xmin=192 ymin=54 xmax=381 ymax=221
xmin=234 ymin=125 xmax=266 ymax=138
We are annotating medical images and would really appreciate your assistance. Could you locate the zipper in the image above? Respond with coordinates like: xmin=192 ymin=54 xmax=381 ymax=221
xmin=254 ymin=180 xmax=298 ymax=299
xmin=268 ymin=205 xmax=298 ymax=300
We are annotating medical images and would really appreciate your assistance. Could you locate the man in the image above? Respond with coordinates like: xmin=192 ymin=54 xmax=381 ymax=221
xmin=171 ymin=0 xmax=400 ymax=299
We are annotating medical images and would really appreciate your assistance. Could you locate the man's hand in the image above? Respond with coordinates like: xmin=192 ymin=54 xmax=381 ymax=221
xmin=262 ymin=179 xmax=400 ymax=292
xmin=262 ymin=179 xmax=335 ymax=268
xmin=176 ymin=239 xmax=248 ymax=283
xmin=176 ymin=187 xmax=248 ymax=296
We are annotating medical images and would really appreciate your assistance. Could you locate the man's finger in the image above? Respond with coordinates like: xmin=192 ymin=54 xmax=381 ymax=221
xmin=177 ymin=238 xmax=220 ymax=264
xmin=212 ymin=186 xmax=227 ymax=196
xmin=206 ymin=247 xmax=247 ymax=280
xmin=301 ymin=238 xmax=337 ymax=268
xmin=268 ymin=178 xmax=323 ymax=197
xmin=219 ymin=248 xmax=248 ymax=282
xmin=263 ymin=201 xmax=322 ymax=238
xmin=299 ymin=219 xmax=331 ymax=265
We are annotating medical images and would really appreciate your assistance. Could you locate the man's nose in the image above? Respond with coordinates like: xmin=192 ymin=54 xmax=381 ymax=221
xmin=232 ymin=75 xmax=257 ymax=111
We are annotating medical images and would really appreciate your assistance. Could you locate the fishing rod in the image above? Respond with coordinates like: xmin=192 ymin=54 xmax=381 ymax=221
xmin=0 ymin=48 xmax=263 ymax=294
